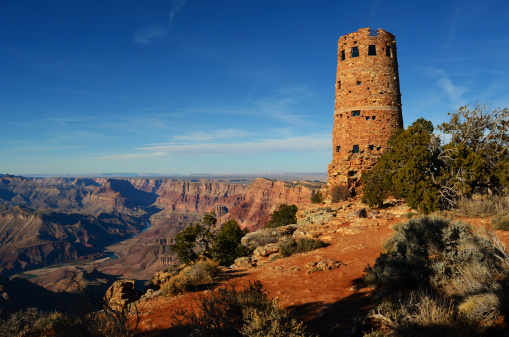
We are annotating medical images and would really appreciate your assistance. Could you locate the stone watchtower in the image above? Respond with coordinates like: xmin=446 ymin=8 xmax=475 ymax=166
xmin=327 ymin=28 xmax=403 ymax=194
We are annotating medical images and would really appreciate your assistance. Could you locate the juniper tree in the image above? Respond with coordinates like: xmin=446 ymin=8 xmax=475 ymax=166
xmin=265 ymin=204 xmax=298 ymax=228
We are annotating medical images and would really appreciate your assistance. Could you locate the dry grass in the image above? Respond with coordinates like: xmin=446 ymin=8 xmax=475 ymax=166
xmin=161 ymin=259 xmax=219 ymax=296
xmin=456 ymin=194 xmax=509 ymax=218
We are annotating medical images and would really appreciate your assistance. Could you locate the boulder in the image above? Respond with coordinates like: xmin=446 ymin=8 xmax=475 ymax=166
xmin=306 ymin=258 xmax=345 ymax=274
xmin=253 ymin=243 xmax=280 ymax=258
xmin=347 ymin=208 xmax=367 ymax=218
xmin=104 ymin=279 xmax=138 ymax=309
xmin=297 ymin=207 xmax=336 ymax=226
xmin=241 ymin=225 xmax=297 ymax=249
xmin=231 ymin=256 xmax=256 ymax=269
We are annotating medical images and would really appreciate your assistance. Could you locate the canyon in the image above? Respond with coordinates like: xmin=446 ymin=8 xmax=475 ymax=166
xmin=0 ymin=174 xmax=320 ymax=286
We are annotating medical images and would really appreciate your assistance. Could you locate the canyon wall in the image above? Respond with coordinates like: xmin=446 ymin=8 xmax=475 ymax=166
xmin=0 ymin=174 xmax=318 ymax=278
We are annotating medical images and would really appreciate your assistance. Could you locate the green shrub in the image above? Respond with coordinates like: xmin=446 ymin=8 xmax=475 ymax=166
xmin=212 ymin=219 xmax=250 ymax=266
xmin=361 ymin=119 xmax=442 ymax=213
xmin=265 ymin=204 xmax=298 ymax=228
xmin=279 ymin=237 xmax=326 ymax=258
xmin=170 ymin=211 xmax=217 ymax=264
xmin=310 ymin=191 xmax=324 ymax=204
xmin=361 ymin=165 xmax=389 ymax=208
xmin=330 ymin=184 xmax=350 ymax=203
xmin=364 ymin=216 xmax=500 ymax=289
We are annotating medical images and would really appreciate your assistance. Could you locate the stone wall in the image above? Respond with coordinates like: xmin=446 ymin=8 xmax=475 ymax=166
xmin=327 ymin=28 xmax=403 ymax=194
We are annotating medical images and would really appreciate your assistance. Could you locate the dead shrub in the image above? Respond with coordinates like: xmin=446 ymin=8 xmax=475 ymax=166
xmin=0 ymin=308 xmax=64 ymax=337
xmin=279 ymin=237 xmax=326 ymax=258
xmin=492 ymin=212 xmax=509 ymax=231
xmin=171 ymin=281 xmax=309 ymax=337
xmin=368 ymin=292 xmax=482 ymax=337
xmin=456 ymin=194 xmax=509 ymax=218
xmin=162 ymin=259 xmax=219 ymax=296
xmin=240 ymin=301 xmax=307 ymax=337
xmin=394 ymin=293 xmax=481 ymax=337
xmin=330 ymin=184 xmax=350 ymax=203
xmin=459 ymin=293 xmax=501 ymax=326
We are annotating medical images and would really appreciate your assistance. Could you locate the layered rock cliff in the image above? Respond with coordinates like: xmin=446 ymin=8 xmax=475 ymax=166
xmin=223 ymin=179 xmax=314 ymax=231
xmin=0 ymin=174 xmax=319 ymax=279
xmin=0 ymin=205 xmax=143 ymax=276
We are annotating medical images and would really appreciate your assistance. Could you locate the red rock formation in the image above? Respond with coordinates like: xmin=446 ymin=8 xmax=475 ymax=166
xmin=154 ymin=180 xmax=249 ymax=212
xmin=221 ymin=179 xmax=313 ymax=231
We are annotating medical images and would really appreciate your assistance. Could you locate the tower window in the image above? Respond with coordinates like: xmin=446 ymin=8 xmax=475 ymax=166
xmin=368 ymin=145 xmax=374 ymax=150
xmin=353 ymin=145 xmax=360 ymax=153
xmin=336 ymin=146 xmax=341 ymax=152
xmin=386 ymin=46 xmax=391 ymax=57
xmin=341 ymin=50 xmax=345 ymax=61
xmin=372 ymin=116 xmax=376 ymax=120
xmin=351 ymin=46 xmax=359 ymax=58
xmin=368 ymin=45 xmax=377 ymax=56
xmin=365 ymin=116 xmax=369 ymax=121
xmin=356 ymin=81 xmax=361 ymax=85
xmin=352 ymin=110 xmax=360 ymax=117
xmin=337 ymin=80 xmax=341 ymax=89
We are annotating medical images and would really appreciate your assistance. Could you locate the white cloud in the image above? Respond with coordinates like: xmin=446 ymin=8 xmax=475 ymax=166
xmin=425 ymin=67 xmax=468 ymax=107
xmin=134 ymin=27 xmax=168 ymax=45
xmin=100 ymin=135 xmax=330 ymax=160
xmin=172 ymin=129 xmax=252 ymax=142
xmin=133 ymin=0 xmax=187 ymax=45
xmin=106 ymin=152 xmax=169 ymax=159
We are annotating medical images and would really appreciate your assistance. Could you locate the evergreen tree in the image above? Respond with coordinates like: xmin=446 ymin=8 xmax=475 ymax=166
xmin=265 ymin=204 xmax=298 ymax=228
xmin=212 ymin=219 xmax=249 ymax=266
xmin=170 ymin=211 xmax=217 ymax=264
xmin=362 ymin=118 xmax=442 ymax=213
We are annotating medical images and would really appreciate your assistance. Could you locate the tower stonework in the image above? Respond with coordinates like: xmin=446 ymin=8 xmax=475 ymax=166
xmin=327 ymin=28 xmax=403 ymax=194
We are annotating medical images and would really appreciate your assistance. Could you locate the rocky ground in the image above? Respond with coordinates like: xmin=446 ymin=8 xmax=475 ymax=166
xmin=130 ymin=199 xmax=415 ymax=336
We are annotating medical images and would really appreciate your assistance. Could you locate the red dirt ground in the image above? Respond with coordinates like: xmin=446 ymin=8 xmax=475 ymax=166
xmin=132 ymin=200 xmax=509 ymax=336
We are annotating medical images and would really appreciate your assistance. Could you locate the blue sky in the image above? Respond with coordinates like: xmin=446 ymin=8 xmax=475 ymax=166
xmin=1 ymin=0 xmax=508 ymax=175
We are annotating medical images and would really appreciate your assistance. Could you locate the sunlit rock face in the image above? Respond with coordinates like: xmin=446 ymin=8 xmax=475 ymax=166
xmin=327 ymin=28 xmax=403 ymax=195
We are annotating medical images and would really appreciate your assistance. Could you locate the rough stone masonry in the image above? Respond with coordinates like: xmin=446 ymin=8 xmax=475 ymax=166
xmin=327 ymin=28 xmax=404 ymax=195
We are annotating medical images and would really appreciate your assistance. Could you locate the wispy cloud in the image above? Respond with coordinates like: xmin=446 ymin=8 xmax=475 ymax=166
xmin=107 ymin=152 xmax=168 ymax=159
xmin=134 ymin=27 xmax=168 ymax=45
xmin=447 ymin=5 xmax=463 ymax=47
xmin=134 ymin=0 xmax=187 ymax=45
xmin=173 ymin=129 xmax=252 ymax=142
xmin=425 ymin=67 xmax=468 ymax=107
xmin=98 ymin=135 xmax=330 ymax=160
